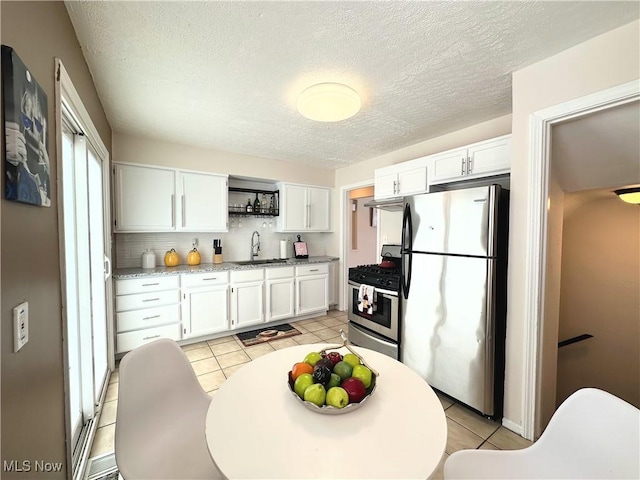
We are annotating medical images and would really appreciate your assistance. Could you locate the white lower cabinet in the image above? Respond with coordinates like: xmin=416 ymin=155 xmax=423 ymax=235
xmin=117 ymin=324 xmax=182 ymax=354
xmin=230 ymin=269 xmax=264 ymax=329
xmin=115 ymin=262 xmax=335 ymax=350
xmin=328 ymin=262 xmax=337 ymax=307
xmin=115 ymin=275 xmax=181 ymax=354
xmin=295 ymin=264 xmax=329 ymax=316
xmin=181 ymin=272 xmax=229 ymax=338
xmin=266 ymin=267 xmax=295 ymax=322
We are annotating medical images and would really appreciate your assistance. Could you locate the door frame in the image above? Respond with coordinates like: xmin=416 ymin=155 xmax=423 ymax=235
xmin=339 ymin=179 xmax=375 ymax=311
xmin=522 ymin=79 xmax=639 ymax=440
xmin=55 ymin=59 xmax=114 ymax=480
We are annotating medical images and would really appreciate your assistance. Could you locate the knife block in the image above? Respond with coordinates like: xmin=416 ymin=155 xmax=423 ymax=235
xmin=213 ymin=254 xmax=223 ymax=264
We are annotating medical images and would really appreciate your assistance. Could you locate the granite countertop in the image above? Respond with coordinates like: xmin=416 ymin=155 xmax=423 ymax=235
xmin=113 ymin=256 xmax=339 ymax=279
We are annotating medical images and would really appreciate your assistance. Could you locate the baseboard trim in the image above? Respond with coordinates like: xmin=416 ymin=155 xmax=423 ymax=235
xmin=501 ymin=417 xmax=523 ymax=437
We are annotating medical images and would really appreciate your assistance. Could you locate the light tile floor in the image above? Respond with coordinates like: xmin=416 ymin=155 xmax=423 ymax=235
xmin=90 ymin=309 xmax=532 ymax=478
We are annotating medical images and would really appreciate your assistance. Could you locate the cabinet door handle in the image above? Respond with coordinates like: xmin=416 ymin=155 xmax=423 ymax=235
xmin=467 ymin=157 xmax=473 ymax=174
xmin=182 ymin=195 xmax=186 ymax=227
xmin=143 ymin=315 xmax=161 ymax=321
xmin=142 ymin=282 xmax=160 ymax=287
xmin=309 ymin=269 xmax=319 ymax=272
xmin=143 ymin=334 xmax=160 ymax=341
xmin=171 ymin=194 xmax=175 ymax=227
xmin=461 ymin=158 xmax=466 ymax=175
xmin=203 ymin=277 xmax=218 ymax=281
xmin=307 ymin=203 xmax=311 ymax=229
xmin=142 ymin=298 xmax=160 ymax=303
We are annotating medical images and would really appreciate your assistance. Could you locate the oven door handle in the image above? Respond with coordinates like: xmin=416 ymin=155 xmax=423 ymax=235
xmin=348 ymin=281 xmax=398 ymax=298
xmin=401 ymin=202 xmax=413 ymax=299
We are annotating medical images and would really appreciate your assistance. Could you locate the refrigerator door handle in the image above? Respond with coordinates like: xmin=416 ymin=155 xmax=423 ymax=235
xmin=401 ymin=202 xmax=413 ymax=299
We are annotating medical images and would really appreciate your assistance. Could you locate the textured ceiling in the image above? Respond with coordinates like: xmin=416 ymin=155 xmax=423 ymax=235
xmin=65 ymin=1 xmax=639 ymax=169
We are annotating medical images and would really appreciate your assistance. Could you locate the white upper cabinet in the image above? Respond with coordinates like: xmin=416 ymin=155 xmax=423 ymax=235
xmin=113 ymin=163 xmax=228 ymax=233
xmin=374 ymin=157 xmax=429 ymax=200
xmin=276 ymin=183 xmax=331 ymax=232
xmin=114 ymin=163 xmax=176 ymax=232
xmin=178 ymin=172 xmax=228 ymax=232
xmin=429 ymin=135 xmax=511 ymax=185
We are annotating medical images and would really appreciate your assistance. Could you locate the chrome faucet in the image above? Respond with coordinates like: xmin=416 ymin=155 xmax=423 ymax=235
xmin=250 ymin=231 xmax=261 ymax=260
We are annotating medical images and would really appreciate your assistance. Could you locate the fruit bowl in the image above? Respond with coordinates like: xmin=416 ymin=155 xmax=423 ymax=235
xmin=287 ymin=368 xmax=377 ymax=415
xmin=286 ymin=336 xmax=378 ymax=415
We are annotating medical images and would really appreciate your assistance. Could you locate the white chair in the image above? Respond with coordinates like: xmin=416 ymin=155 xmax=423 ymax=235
xmin=115 ymin=338 xmax=222 ymax=479
xmin=444 ymin=388 xmax=640 ymax=479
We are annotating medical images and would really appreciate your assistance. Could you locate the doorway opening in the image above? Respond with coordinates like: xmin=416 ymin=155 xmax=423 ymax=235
xmin=523 ymin=80 xmax=639 ymax=439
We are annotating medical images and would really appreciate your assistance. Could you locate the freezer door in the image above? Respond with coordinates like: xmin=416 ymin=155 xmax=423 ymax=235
xmin=409 ymin=185 xmax=497 ymax=257
xmin=401 ymin=253 xmax=496 ymax=415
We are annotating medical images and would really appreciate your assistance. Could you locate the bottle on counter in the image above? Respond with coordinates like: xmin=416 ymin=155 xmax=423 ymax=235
xmin=246 ymin=198 xmax=253 ymax=213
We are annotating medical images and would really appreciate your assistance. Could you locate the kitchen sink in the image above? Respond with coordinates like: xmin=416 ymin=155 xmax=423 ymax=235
xmin=233 ymin=259 xmax=288 ymax=266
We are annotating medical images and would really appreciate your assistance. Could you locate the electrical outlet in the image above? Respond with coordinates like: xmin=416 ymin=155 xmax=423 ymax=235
xmin=13 ymin=302 xmax=28 ymax=352
xmin=192 ymin=237 xmax=199 ymax=247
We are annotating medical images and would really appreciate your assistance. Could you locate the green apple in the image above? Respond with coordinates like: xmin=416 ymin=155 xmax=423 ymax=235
xmin=326 ymin=387 xmax=349 ymax=408
xmin=303 ymin=351 xmax=322 ymax=367
xmin=333 ymin=360 xmax=353 ymax=381
xmin=327 ymin=373 xmax=341 ymax=389
xmin=343 ymin=353 xmax=361 ymax=368
xmin=293 ymin=373 xmax=314 ymax=398
xmin=303 ymin=383 xmax=326 ymax=407
xmin=352 ymin=364 xmax=373 ymax=388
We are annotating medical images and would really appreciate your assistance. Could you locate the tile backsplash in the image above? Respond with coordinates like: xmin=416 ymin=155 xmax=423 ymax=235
xmin=115 ymin=217 xmax=330 ymax=269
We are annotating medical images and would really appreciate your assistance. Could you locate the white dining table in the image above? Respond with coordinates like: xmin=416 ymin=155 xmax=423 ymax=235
xmin=205 ymin=343 xmax=447 ymax=479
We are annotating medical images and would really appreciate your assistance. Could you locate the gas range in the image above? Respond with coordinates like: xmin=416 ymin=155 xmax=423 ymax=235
xmin=348 ymin=264 xmax=401 ymax=291
xmin=347 ymin=244 xmax=403 ymax=360
xmin=347 ymin=244 xmax=402 ymax=292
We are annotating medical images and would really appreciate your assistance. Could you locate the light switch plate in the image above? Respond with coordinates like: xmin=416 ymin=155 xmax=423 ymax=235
xmin=13 ymin=302 xmax=29 ymax=352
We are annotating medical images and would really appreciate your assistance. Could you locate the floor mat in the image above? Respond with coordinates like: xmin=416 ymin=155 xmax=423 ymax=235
xmin=237 ymin=323 xmax=301 ymax=347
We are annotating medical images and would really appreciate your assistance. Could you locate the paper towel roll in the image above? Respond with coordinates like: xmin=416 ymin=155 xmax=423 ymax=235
xmin=279 ymin=239 xmax=288 ymax=259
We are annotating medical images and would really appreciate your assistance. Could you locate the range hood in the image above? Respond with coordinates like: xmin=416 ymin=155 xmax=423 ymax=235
xmin=363 ymin=197 xmax=405 ymax=212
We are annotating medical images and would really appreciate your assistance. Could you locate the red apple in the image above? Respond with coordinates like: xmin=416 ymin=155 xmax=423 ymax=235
xmin=327 ymin=351 xmax=343 ymax=367
xmin=341 ymin=377 xmax=367 ymax=403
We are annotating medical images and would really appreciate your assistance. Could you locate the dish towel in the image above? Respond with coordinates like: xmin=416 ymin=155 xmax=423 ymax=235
xmin=358 ymin=284 xmax=375 ymax=315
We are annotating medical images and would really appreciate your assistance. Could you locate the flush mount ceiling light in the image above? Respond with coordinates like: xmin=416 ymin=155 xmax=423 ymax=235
xmin=297 ymin=83 xmax=361 ymax=122
xmin=615 ymin=187 xmax=640 ymax=205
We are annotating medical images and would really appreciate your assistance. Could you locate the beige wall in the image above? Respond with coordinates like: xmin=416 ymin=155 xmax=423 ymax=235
xmin=509 ymin=19 xmax=639 ymax=432
xmin=556 ymin=195 xmax=639 ymax=409
xmin=113 ymin=132 xmax=334 ymax=187
xmin=1 ymin=2 xmax=112 ymax=477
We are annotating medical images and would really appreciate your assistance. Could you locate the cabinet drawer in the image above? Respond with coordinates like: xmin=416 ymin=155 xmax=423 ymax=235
xmin=115 ymin=275 xmax=179 ymax=295
xmin=116 ymin=323 xmax=181 ymax=354
xmin=181 ymin=271 xmax=229 ymax=288
xmin=117 ymin=304 xmax=180 ymax=332
xmin=116 ymin=289 xmax=180 ymax=312
xmin=296 ymin=264 xmax=329 ymax=277
xmin=265 ymin=266 xmax=295 ymax=280
xmin=230 ymin=269 xmax=264 ymax=283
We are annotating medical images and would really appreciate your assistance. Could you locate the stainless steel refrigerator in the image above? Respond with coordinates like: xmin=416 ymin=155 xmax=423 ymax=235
xmin=400 ymin=184 xmax=509 ymax=418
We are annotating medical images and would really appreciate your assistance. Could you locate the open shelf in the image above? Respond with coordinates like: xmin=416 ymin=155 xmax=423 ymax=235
xmin=229 ymin=187 xmax=279 ymax=217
